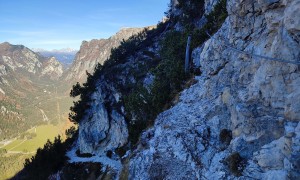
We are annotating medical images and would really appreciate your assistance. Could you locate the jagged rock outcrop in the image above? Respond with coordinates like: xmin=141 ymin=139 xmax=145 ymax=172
xmin=0 ymin=42 xmax=64 ymax=80
xmin=129 ymin=0 xmax=300 ymax=179
xmin=0 ymin=42 xmax=43 ymax=75
xmin=78 ymin=79 xmax=128 ymax=156
xmin=64 ymin=27 xmax=148 ymax=83
xmin=41 ymin=57 xmax=63 ymax=80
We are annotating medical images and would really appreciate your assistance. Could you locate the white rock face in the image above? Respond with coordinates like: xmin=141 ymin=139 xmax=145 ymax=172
xmin=41 ymin=57 xmax=63 ymax=80
xmin=78 ymin=80 xmax=128 ymax=156
xmin=0 ymin=65 xmax=7 ymax=76
xmin=129 ymin=0 xmax=300 ymax=179
xmin=0 ymin=43 xmax=44 ymax=75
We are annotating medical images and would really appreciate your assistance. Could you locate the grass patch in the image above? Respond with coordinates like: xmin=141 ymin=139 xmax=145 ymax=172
xmin=2 ymin=123 xmax=71 ymax=152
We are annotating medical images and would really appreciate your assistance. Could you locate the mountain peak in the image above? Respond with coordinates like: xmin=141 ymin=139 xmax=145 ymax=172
xmin=64 ymin=26 xmax=148 ymax=83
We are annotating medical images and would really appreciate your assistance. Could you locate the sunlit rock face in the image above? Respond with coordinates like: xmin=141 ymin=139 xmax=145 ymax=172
xmin=64 ymin=27 xmax=147 ymax=83
xmin=41 ymin=57 xmax=63 ymax=80
xmin=129 ymin=0 xmax=300 ymax=179
xmin=0 ymin=42 xmax=64 ymax=80
xmin=0 ymin=42 xmax=42 ymax=74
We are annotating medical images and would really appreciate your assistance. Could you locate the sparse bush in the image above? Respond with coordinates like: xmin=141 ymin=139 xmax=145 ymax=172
xmin=68 ymin=0 xmax=228 ymax=146
xmin=15 ymin=136 xmax=71 ymax=180
xmin=225 ymin=152 xmax=246 ymax=177
xmin=65 ymin=126 xmax=77 ymax=139
xmin=115 ymin=146 xmax=127 ymax=158
xmin=219 ymin=129 xmax=232 ymax=145
xmin=69 ymin=71 xmax=98 ymax=124
xmin=188 ymin=0 xmax=228 ymax=49
xmin=177 ymin=0 xmax=205 ymax=27
xmin=123 ymin=30 xmax=189 ymax=145
xmin=106 ymin=150 xmax=113 ymax=158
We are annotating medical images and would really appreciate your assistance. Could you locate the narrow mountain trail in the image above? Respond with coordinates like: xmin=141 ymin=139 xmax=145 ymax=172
xmin=66 ymin=148 xmax=123 ymax=177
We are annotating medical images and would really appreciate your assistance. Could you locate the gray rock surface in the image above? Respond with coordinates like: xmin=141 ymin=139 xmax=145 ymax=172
xmin=78 ymin=79 xmax=128 ymax=156
xmin=41 ymin=57 xmax=63 ymax=80
xmin=129 ymin=0 xmax=300 ymax=179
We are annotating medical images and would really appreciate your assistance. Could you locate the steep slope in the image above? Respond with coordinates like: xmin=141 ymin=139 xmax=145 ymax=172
xmin=130 ymin=0 xmax=300 ymax=179
xmin=17 ymin=0 xmax=300 ymax=179
xmin=41 ymin=57 xmax=63 ymax=80
xmin=0 ymin=42 xmax=64 ymax=81
xmin=72 ymin=0 xmax=299 ymax=179
xmin=64 ymin=27 xmax=150 ymax=83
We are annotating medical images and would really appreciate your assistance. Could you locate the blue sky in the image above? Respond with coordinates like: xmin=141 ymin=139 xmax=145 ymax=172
xmin=0 ymin=0 xmax=169 ymax=50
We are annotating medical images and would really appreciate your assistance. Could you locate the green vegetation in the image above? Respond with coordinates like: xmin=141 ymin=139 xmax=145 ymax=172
xmin=69 ymin=0 xmax=228 ymax=146
xmin=69 ymin=71 xmax=99 ymax=124
xmin=65 ymin=126 xmax=77 ymax=139
xmin=69 ymin=24 xmax=169 ymax=125
xmin=0 ymin=154 xmax=32 ymax=180
xmin=124 ymin=30 xmax=188 ymax=144
xmin=1 ymin=125 xmax=62 ymax=152
xmin=124 ymin=0 xmax=228 ymax=145
xmin=11 ymin=126 xmax=77 ymax=180
xmin=189 ymin=0 xmax=228 ymax=49
xmin=176 ymin=0 xmax=205 ymax=28
xmin=0 ymin=123 xmax=73 ymax=179
xmin=0 ymin=81 xmax=73 ymax=140
xmin=20 ymin=136 xmax=69 ymax=180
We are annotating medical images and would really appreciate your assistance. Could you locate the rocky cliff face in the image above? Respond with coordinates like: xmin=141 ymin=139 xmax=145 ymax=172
xmin=77 ymin=79 xmax=128 ymax=156
xmin=0 ymin=42 xmax=64 ymax=80
xmin=41 ymin=57 xmax=63 ymax=80
xmin=129 ymin=0 xmax=300 ymax=179
xmin=0 ymin=42 xmax=43 ymax=75
xmin=64 ymin=27 xmax=147 ymax=83
xmin=57 ymin=0 xmax=300 ymax=179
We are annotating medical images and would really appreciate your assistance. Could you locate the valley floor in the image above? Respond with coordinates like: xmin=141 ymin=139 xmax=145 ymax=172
xmin=0 ymin=122 xmax=73 ymax=179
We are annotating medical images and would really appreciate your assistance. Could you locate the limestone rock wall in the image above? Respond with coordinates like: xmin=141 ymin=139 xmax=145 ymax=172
xmin=78 ymin=79 xmax=128 ymax=156
xmin=41 ymin=57 xmax=63 ymax=80
xmin=129 ymin=0 xmax=300 ymax=179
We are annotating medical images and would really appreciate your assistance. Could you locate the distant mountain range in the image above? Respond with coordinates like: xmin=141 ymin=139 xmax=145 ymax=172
xmin=32 ymin=48 xmax=78 ymax=69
